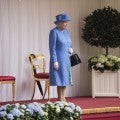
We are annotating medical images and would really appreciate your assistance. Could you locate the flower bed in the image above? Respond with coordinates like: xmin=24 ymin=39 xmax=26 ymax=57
xmin=88 ymin=54 xmax=120 ymax=72
xmin=0 ymin=101 xmax=82 ymax=120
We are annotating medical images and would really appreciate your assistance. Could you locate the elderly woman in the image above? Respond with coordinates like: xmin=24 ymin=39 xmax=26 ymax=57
xmin=49 ymin=13 xmax=73 ymax=101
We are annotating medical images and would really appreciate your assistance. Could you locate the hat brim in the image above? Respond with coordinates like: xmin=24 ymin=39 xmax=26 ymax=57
xmin=54 ymin=19 xmax=71 ymax=24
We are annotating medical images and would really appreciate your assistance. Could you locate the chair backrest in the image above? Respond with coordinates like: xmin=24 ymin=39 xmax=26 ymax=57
xmin=29 ymin=54 xmax=46 ymax=75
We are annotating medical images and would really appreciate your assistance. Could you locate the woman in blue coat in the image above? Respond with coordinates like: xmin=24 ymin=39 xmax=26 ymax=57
xmin=49 ymin=13 xmax=73 ymax=101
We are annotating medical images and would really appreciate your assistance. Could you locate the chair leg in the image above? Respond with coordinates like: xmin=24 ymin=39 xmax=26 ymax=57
xmin=42 ymin=81 xmax=48 ymax=99
xmin=31 ymin=81 xmax=36 ymax=100
xmin=12 ymin=82 xmax=15 ymax=102
xmin=48 ymin=81 xmax=50 ymax=100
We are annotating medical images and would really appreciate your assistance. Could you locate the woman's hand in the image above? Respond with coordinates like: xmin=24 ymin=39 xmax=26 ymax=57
xmin=69 ymin=48 xmax=73 ymax=54
xmin=54 ymin=62 xmax=59 ymax=70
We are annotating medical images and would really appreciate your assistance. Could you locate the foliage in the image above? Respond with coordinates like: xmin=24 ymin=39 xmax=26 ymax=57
xmin=88 ymin=54 xmax=120 ymax=72
xmin=0 ymin=101 xmax=82 ymax=120
xmin=44 ymin=101 xmax=82 ymax=120
xmin=82 ymin=6 xmax=120 ymax=55
xmin=0 ymin=102 xmax=48 ymax=120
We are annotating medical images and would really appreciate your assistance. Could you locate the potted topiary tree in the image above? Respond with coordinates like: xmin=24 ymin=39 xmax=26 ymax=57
xmin=82 ymin=6 xmax=120 ymax=56
xmin=82 ymin=6 xmax=120 ymax=98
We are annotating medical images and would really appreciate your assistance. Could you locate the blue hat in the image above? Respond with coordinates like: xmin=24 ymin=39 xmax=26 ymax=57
xmin=54 ymin=13 xmax=72 ymax=24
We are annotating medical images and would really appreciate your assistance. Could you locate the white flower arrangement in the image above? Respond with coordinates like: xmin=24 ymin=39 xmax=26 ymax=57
xmin=0 ymin=102 xmax=47 ymax=120
xmin=0 ymin=101 xmax=82 ymax=120
xmin=88 ymin=54 xmax=120 ymax=72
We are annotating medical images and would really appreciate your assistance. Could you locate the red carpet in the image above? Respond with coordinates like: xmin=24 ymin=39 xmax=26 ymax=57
xmin=0 ymin=96 xmax=120 ymax=120
xmin=65 ymin=97 xmax=120 ymax=109
xmin=81 ymin=112 xmax=120 ymax=120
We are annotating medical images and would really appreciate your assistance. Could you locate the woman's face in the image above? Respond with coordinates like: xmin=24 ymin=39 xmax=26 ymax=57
xmin=57 ymin=22 xmax=68 ymax=30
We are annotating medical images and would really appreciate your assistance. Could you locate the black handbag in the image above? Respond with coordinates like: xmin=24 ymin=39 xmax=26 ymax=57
xmin=70 ymin=54 xmax=81 ymax=67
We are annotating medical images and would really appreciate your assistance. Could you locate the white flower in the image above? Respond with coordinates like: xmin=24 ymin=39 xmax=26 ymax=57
xmin=62 ymin=101 xmax=69 ymax=106
xmin=75 ymin=112 xmax=80 ymax=117
xmin=0 ymin=111 xmax=7 ymax=117
xmin=0 ymin=106 xmax=6 ymax=111
xmin=10 ymin=108 xmax=24 ymax=117
xmin=7 ymin=113 xmax=14 ymax=120
xmin=89 ymin=54 xmax=120 ymax=72
xmin=26 ymin=108 xmax=33 ymax=114
xmin=39 ymin=109 xmax=45 ymax=116
xmin=98 ymin=57 xmax=107 ymax=63
xmin=107 ymin=55 xmax=117 ymax=61
xmin=70 ymin=117 xmax=74 ymax=120
xmin=69 ymin=102 xmax=75 ymax=110
xmin=0 ymin=101 xmax=81 ymax=119
xmin=96 ymin=63 xmax=104 ymax=68
xmin=46 ymin=101 xmax=55 ymax=108
xmin=19 ymin=109 xmax=25 ymax=113
xmin=20 ymin=104 xmax=26 ymax=109
xmin=27 ymin=103 xmax=35 ymax=110
xmin=33 ymin=106 xmax=40 ymax=112
xmin=47 ymin=101 xmax=53 ymax=105
xmin=76 ymin=106 xmax=82 ymax=113
xmin=33 ymin=102 xmax=40 ymax=106
xmin=44 ymin=112 xmax=48 ymax=116
xmin=55 ymin=106 xmax=60 ymax=113
xmin=91 ymin=57 xmax=98 ymax=62
xmin=105 ymin=61 xmax=114 ymax=67
xmin=14 ymin=103 xmax=20 ymax=109
xmin=41 ymin=104 xmax=45 ymax=108
xmin=54 ymin=102 xmax=64 ymax=109
xmin=64 ymin=106 xmax=73 ymax=113
xmin=117 ymin=58 xmax=120 ymax=62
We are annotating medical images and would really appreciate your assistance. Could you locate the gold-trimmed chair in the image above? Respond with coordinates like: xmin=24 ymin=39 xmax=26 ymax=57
xmin=29 ymin=54 xmax=50 ymax=100
xmin=0 ymin=76 xmax=15 ymax=102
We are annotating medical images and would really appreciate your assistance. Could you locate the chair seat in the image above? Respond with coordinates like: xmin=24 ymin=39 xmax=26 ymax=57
xmin=0 ymin=76 xmax=15 ymax=81
xmin=34 ymin=73 xmax=49 ymax=79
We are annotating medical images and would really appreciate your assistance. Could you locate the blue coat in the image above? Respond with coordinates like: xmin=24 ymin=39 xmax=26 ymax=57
xmin=49 ymin=27 xmax=72 ymax=86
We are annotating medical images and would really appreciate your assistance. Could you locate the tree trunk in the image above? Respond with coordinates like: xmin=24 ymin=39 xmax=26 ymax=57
xmin=105 ymin=46 xmax=108 ymax=56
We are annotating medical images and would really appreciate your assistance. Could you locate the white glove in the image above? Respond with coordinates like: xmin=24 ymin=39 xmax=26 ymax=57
xmin=69 ymin=48 xmax=73 ymax=54
xmin=54 ymin=62 xmax=59 ymax=70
